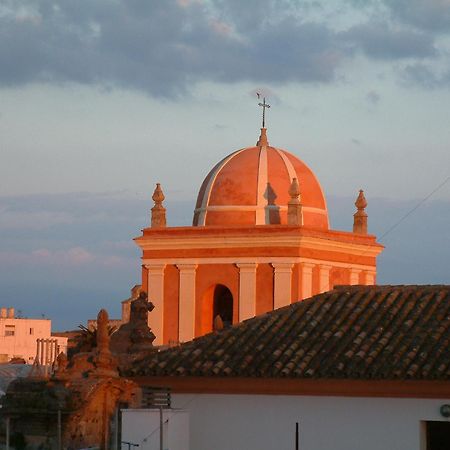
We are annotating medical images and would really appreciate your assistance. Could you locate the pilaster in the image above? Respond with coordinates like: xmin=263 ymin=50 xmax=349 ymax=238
xmin=301 ymin=262 xmax=315 ymax=300
xmin=146 ymin=264 xmax=166 ymax=345
xmin=349 ymin=268 xmax=362 ymax=285
xmin=177 ymin=264 xmax=198 ymax=343
xmin=272 ymin=262 xmax=294 ymax=309
xmin=236 ymin=263 xmax=258 ymax=321
xmin=363 ymin=270 xmax=376 ymax=285
xmin=319 ymin=264 xmax=332 ymax=293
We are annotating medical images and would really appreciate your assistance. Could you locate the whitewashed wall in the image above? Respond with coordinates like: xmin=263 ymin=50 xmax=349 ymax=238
xmin=170 ymin=394 xmax=450 ymax=450
xmin=121 ymin=409 xmax=189 ymax=450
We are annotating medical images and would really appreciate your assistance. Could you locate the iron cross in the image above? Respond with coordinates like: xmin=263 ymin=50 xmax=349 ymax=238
xmin=258 ymin=96 xmax=271 ymax=128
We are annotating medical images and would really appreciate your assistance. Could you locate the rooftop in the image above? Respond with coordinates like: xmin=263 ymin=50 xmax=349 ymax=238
xmin=130 ymin=285 xmax=450 ymax=381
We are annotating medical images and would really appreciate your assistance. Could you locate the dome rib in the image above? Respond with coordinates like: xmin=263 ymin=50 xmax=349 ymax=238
xmin=255 ymin=146 xmax=267 ymax=225
xmin=196 ymin=149 xmax=246 ymax=226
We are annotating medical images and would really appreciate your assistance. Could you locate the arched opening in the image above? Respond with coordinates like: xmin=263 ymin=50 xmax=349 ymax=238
xmin=212 ymin=285 xmax=233 ymax=329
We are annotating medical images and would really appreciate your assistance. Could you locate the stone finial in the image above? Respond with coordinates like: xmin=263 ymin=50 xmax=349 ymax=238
xmin=96 ymin=309 xmax=110 ymax=353
xmin=256 ymin=128 xmax=269 ymax=147
xmin=109 ymin=291 xmax=156 ymax=354
xmin=151 ymin=183 xmax=166 ymax=228
xmin=287 ymin=178 xmax=303 ymax=226
xmin=353 ymin=189 xmax=368 ymax=234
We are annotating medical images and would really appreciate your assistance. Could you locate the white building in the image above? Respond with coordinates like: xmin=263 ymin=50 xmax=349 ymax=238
xmin=124 ymin=285 xmax=450 ymax=450
xmin=0 ymin=307 xmax=67 ymax=364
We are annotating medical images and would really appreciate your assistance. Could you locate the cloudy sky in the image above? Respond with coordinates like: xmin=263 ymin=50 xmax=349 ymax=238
xmin=1 ymin=0 xmax=450 ymax=330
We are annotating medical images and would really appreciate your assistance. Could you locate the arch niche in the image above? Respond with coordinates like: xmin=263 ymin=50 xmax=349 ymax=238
xmin=200 ymin=284 xmax=233 ymax=334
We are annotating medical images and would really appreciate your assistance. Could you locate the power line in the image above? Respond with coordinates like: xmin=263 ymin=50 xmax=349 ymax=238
xmin=378 ymin=175 xmax=450 ymax=242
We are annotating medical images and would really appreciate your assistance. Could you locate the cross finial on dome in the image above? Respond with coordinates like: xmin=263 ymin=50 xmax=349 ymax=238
xmin=257 ymin=94 xmax=271 ymax=128
xmin=256 ymin=93 xmax=270 ymax=146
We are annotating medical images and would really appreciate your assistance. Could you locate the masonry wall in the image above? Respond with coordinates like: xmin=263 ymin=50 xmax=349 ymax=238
xmin=171 ymin=394 xmax=449 ymax=450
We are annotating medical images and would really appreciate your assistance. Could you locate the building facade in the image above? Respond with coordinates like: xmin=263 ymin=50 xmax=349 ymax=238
xmin=0 ymin=307 xmax=67 ymax=364
xmin=135 ymin=128 xmax=384 ymax=345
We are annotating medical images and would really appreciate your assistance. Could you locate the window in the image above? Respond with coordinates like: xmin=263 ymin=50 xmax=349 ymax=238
xmin=29 ymin=328 xmax=34 ymax=335
xmin=5 ymin=325 xmax=15 ymax=336
xmin=426 ymin=421 xmax=450 ymax=450
xmin=213 ymin=285 xmax=233 ymax=327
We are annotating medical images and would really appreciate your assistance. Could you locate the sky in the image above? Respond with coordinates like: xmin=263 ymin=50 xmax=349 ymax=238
xmin=1 ymin=0 xmax=450 ymax=330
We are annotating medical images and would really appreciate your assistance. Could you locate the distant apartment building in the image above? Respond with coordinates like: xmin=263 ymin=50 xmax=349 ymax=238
xmin=0 ymin=307 xmax=67 ymax=364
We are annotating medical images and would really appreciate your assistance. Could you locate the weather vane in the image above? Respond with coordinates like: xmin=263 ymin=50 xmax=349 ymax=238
xmin=257 ymin=92 xmax=270 ymax=128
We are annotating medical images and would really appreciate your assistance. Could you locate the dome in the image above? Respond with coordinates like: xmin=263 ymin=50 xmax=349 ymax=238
xmin=193 ymin=129 xmax=329 ymax=229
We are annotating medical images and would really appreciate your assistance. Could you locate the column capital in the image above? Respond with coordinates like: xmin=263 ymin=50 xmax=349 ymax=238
xmin=319 ymin=264 xmax=332 ymax=271
xmin=144 ymin=263 xmax=166 ymax=273
xmin=271 ymin=262 xmax=294 ymax=272
xmin=236 ymin=262 xmax=258 ymax=272
xmin=176 ymin=263 xmax=198 ymax=273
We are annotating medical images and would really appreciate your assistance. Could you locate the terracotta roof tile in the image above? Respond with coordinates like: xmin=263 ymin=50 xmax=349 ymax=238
xmin=130 ymin=285 xmax=450 ymax=380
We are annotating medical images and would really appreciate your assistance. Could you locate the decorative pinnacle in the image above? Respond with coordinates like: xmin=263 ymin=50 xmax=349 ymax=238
xmin=287 ymin=178 xmax=303 ymax=226
xmin=151 ymin=183 xmax=167 ymax=228
xmin=353 ymin=189 xmax=368 ymax=234
xmin=355 ymin=189 xmax=367 ymax=210
xmin=289 ymin=177 xmax=301 ymax=200
xmin=152 ymin=183 xmax=165 ymax=204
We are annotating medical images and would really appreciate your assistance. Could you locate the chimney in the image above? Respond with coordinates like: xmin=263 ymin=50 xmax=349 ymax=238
xmin=0 ymin=308 xmax=7 ymax=318
xmin=7 ymin=308 xmax=14 ymax=319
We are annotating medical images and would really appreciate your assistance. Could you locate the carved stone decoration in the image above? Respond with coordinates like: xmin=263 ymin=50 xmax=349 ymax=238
xmin=151 ymin=183 xmax=167 ymax=227
xmin=66 ymin=308 xmax=119 ymax=380
xmin=94 ymin=309 xmax=119 ymax=378
xmin=287 ymin=177 xmax=303 ymax=226
xmin=62 ymin=378 xmax=140 ymax=450
xmin=96 ymin=309 xmax=110 ymax=353
xmin=353 ymin=189 xmax=368 ymax=234
xmin=110 ymin=291 xmax=156 ymax=357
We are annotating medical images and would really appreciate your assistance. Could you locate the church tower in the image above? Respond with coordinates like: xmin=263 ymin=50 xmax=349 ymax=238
xmin=135 ymin=126 xmax=383 ymax=345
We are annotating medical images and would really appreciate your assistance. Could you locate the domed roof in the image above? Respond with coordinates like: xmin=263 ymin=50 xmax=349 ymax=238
xmin=193 ymin=129 xmax=329 ymax=229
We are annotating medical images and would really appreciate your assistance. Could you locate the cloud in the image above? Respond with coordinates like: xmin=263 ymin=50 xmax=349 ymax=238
xmin=0 ymin=1 xmax=347 ymax=96
xmin=384 ymin=0 xmax=450 ymax=34
xmin=341 ymin=22 xmax=436 ymax=60
xmin=401 ymin=62 xmax=450 ymax=88
xmin=1 ymin=1 xmax=448 ymax=96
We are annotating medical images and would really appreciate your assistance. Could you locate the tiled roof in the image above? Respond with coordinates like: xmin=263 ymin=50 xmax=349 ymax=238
xmin=130 ymin=285 xmax=450 ymax=380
